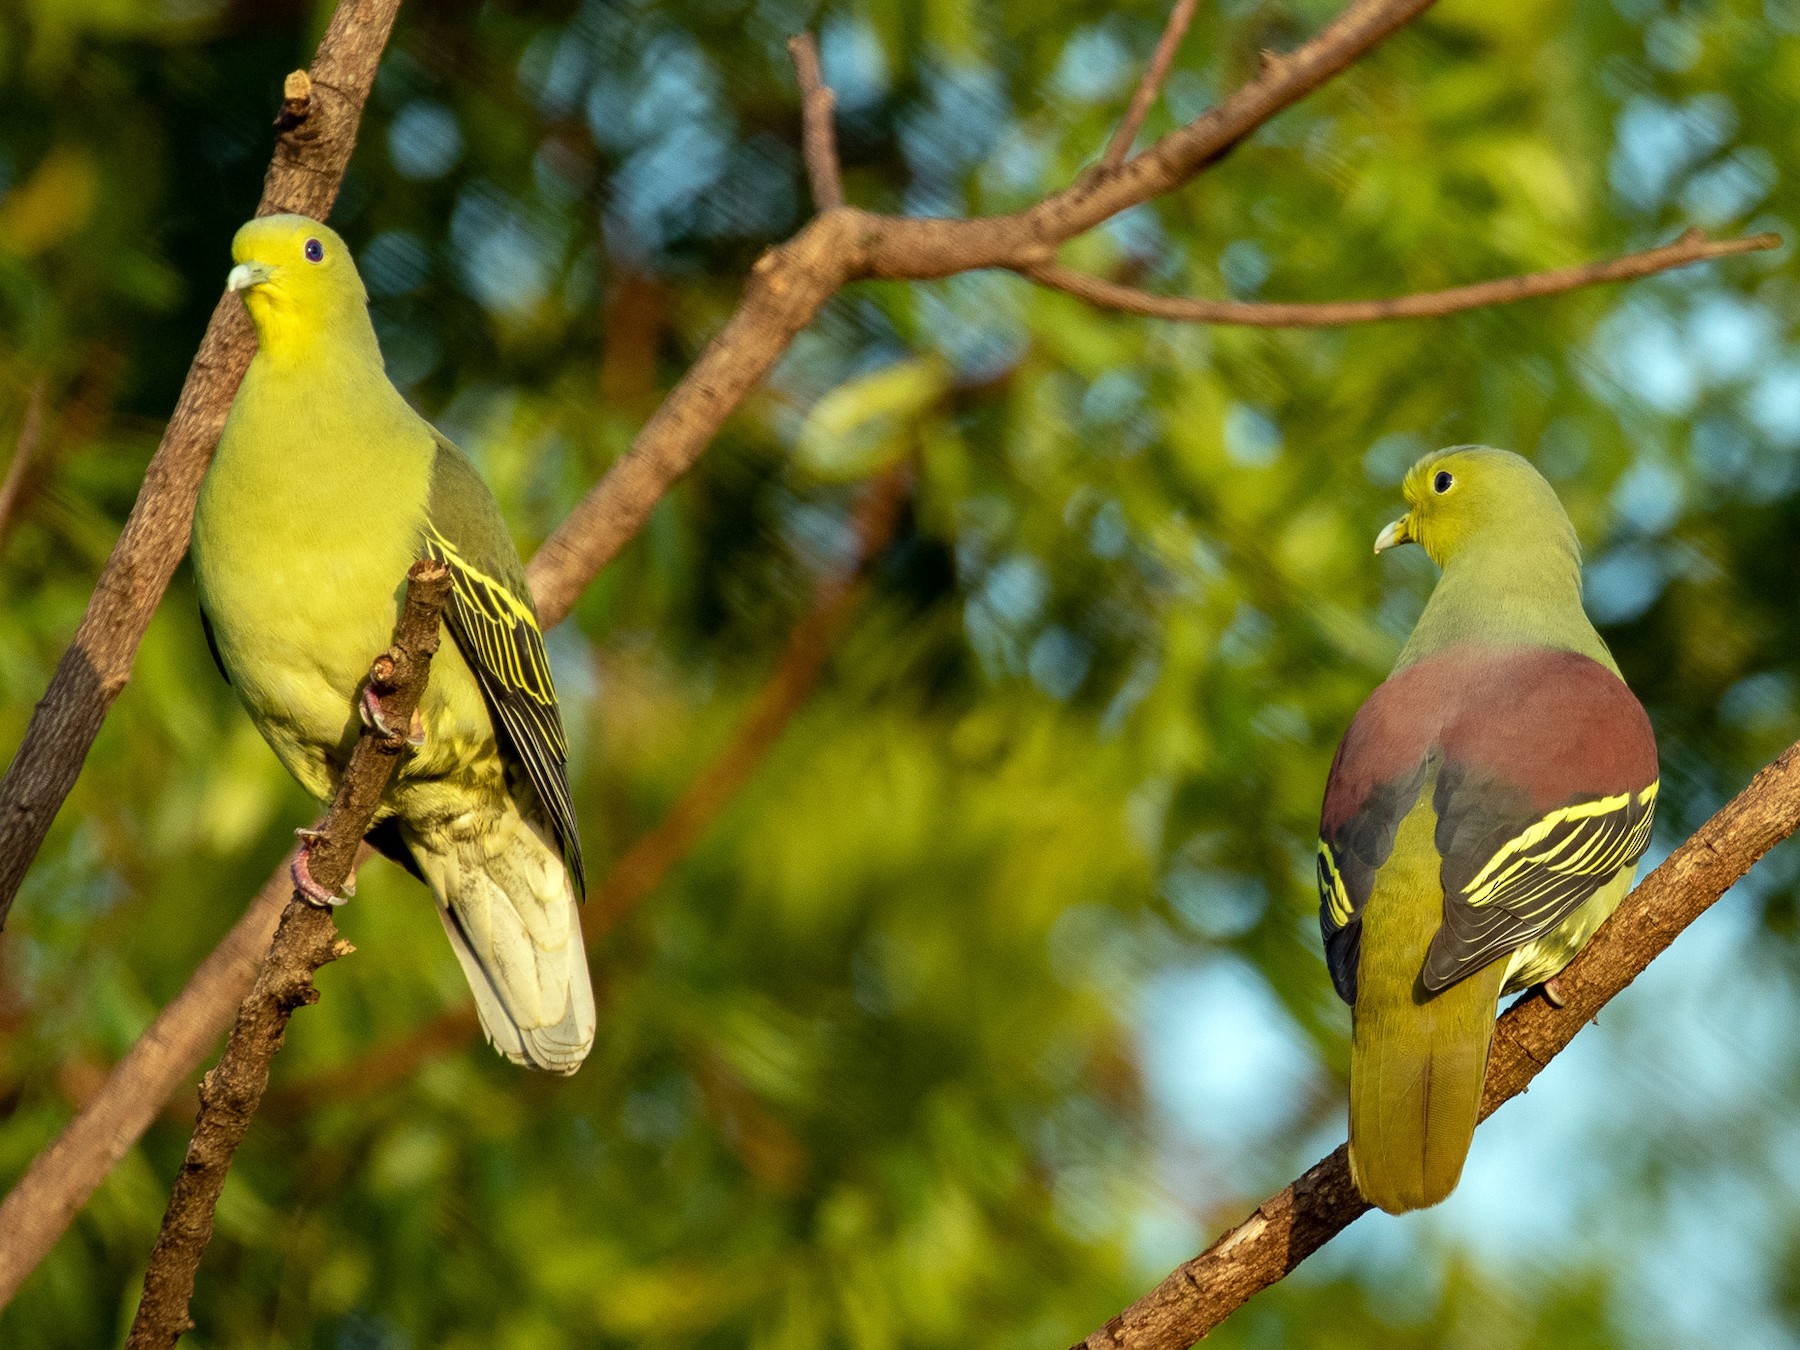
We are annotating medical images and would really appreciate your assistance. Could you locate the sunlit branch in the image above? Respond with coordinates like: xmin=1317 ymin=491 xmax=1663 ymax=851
xmin=1025 ymin=229 xmax=1780 ymax=327
xmin=787 ymin=33 xmax=845 ymax=212
xmin=0 ymin=0 xmax=403 ymax=932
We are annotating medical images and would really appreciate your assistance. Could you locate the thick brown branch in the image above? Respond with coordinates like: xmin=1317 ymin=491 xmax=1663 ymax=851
xmin=1074 ymin=739 xmax=1800 ymax=1350
xmin=0 ymin=378 xmax=47 ymax=552
xmin=787 ymin=34 xmax=844 ymax=212
xmin=1027 ymin=228 xmax=1780 ymax=326
xmin=1101 ymin=0 xmax=1200 ymax=170
xmin=0 ymin=0 xmax=401 ymax=932
xmin=123 ymin=561 xmax=450 ymax=1350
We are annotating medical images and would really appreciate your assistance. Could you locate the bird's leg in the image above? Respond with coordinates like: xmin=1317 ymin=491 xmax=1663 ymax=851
xmin=360 ymin=684 xmax=426 ymax=747
xmin=292 ymin=827 xmax=355 ymax=907
xmin=1542 ymin=978 xmax=1566 ymax=1009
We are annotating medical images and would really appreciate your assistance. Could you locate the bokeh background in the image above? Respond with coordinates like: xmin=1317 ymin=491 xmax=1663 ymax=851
xmin=2 ymin=0 xmax=1799 ymax=1345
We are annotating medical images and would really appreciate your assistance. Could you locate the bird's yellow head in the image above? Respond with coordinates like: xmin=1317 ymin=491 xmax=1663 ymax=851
xmin=1374 ymin=446 xmax=1577 ymax=568
xmin=226 ymin=214 xmax=368 ymax=356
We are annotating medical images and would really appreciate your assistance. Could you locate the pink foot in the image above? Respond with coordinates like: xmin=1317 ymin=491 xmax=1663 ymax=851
xmin=292 ymin=828 xmax=354 ymax=908
xmin=360 ymin=685 xmax=425 ymax=746
xmin=1542 ymin=978 xmax=1566 ymax=1009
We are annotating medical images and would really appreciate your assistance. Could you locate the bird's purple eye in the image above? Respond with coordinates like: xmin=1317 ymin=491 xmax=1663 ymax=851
xmin=1433 ymin=470 xmax=1453 ymax=494
xmin=304 ymin=237 xmax=325 ymax=263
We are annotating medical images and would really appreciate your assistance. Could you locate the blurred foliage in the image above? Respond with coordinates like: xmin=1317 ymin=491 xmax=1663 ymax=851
xmin=2 ymin=0 xmax=1800 ymax=1345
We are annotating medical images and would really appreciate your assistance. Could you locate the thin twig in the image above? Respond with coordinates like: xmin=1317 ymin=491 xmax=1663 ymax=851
xmin=1073 ymin=739 xmax=1800 ymax=1349
xmin=787 ymin=34 xmax=844 ymax=211
xmin=267 ymin=465 xmax=912 ymax=1114
xmin=123 ymin=560 xmax=451 ymax=1350
xmin=0 ymin=379 xmax=47 ymax=552
xmin=1027 ymin=228 xmax=1780 ymax=326
xmin=1101 ymin=0 xmax=1201 ymax=170
xmin=0 ymin=0 xmax=402 ymax=932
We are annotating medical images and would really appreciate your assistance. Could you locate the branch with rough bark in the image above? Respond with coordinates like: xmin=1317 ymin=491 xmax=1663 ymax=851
xmin=122 ymin=560 xmax=450 ymax=1350
xmin=1027 ymin=228 xmax=1779 ymax=326
xmin=0 ymin=0 xmax=1782 ymax=1314
xmin=1074 ymin=742 xmax=1800 ymax=1349
xmin=0 ymin=0 xmax=402 ymax=931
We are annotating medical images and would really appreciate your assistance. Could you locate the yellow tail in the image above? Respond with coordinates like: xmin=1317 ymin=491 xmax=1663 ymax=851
xmin=1348 ymin=792 xmax=1506 ymax=1214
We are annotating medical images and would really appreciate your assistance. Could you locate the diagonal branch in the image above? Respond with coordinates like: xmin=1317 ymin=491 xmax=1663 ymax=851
xmin=787 ymin=33 xmax=844 ymax=211
xmin=1101 ymin=0 xmax=1201 ymax=170
xmin=1026 ymin=228 xmax=1780 ymax=326
xmin=122 ymin=560 xmax=451 ymax=1350
xmin=0 ymin=0 xmax=402 ymax=932
xmin=1074 ymin=740 xmax=1800 ymax=1349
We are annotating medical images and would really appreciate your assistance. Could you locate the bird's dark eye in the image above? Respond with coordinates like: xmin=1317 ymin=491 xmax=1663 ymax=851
xmin=304 ymin=237 xmax=325 ymax=263
xmin=1433 ymin=470 xmax=1454 ymax=494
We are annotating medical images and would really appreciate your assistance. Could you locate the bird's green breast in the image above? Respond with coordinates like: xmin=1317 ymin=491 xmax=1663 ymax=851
xmin=192 ymin=352 xmax=438 ymax=797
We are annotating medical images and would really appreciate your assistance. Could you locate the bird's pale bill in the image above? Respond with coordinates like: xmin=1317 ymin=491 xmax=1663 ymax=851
xmin=226 ymin=261 xmax=273 ymax=292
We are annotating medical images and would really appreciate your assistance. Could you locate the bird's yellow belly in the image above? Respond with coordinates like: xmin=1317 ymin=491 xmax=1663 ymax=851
xmin=193 ymin=476 xmax=498 ymax=809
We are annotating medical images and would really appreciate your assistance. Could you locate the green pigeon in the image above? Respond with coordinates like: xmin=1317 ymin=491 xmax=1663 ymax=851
xmin=1317 ymin=447 xmax=1657 ymax=1212
xmin=190 ymin=215 xmax=595 ymax=1074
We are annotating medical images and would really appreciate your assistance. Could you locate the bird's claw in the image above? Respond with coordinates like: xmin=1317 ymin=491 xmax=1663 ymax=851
xmin=1542 ymin=978 xmax=1566 ymax=1009
xmin=360 ymin=685 xmax=425 ymax=747
xmin=292 ymin=827 xmax=354 ymax=907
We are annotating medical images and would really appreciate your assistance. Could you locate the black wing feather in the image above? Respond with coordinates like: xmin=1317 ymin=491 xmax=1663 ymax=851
xmin=421 ymin=527 xmax=586 ymax=895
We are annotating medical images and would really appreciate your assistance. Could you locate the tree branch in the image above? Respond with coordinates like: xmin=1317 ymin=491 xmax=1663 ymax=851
xmin=1101 ymin=0 xmax=1200 ymax=170
xmin=787 ymin=34 xmax=844 ymax=211
xmin=524 ymin=0 xmax=1444 ymax=607
xmin=0 ymin=0 xmax=402 ymax=932
xmin=1074 ymin=740 xmax=1800 ymax=1350
xmin=1026 ymin=228 xmax=1781 ymax=326
xmin=122 ymin=561 xmax=450 ymax=1350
